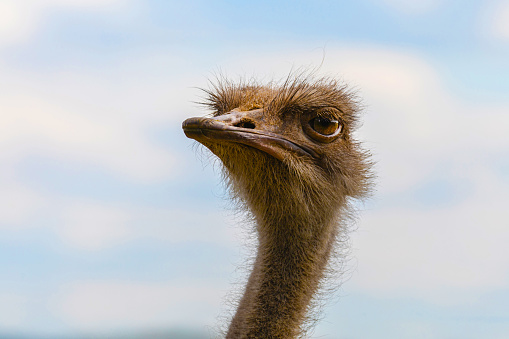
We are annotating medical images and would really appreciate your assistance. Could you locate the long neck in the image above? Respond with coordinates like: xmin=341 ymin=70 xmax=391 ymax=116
xmin=226 ymin=208 xmax=339 ymax=338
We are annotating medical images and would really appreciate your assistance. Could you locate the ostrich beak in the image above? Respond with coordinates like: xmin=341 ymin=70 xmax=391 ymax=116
xmin=182 ymin=110 xmax=317 ymax=160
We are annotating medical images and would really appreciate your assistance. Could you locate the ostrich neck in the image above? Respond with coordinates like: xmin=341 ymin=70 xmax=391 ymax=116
xmin=226 ymin=205 xmax=338 ymax=339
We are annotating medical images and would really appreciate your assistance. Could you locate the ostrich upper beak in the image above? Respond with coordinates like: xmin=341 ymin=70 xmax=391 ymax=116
xmin=182 ymin=109 xmax=317 ymax=161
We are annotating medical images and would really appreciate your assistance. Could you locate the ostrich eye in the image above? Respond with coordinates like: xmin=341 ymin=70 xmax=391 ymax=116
xmin=311 ymin=116 xmax=340 ymax=135
xmin=301 ymin=108 xmax=343 ymax=143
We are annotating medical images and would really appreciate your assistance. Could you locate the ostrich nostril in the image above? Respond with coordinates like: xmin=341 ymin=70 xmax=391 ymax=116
xmin=234 ymin=120 xmax=256 ymax=129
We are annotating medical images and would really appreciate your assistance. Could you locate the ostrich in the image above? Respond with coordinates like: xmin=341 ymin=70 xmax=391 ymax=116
xmin=182 ymin=74 xmax=372 ymax=338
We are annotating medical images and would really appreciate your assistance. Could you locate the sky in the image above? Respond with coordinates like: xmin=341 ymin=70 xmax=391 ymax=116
xmin=0 ymin=0 xmax=508 ymax=338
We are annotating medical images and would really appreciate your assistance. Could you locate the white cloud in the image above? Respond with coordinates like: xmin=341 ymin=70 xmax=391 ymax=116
xmin=0 ymin=2 xmax=35 ymax=46
xmin=351 ymin=183 xmax=509 ymax=298
xmin=57 ymin=201 xmax=132 ymax=251
xmin=52 ymin=280 xmax=225 ymax=331
xmin=398 ymin=321 xmax=436 ymax=339
xmin=374 ymin=0 xmax=443 ymax=14
xmin=0 ymin=182 xmax=45 ymax=226
xmin=0 ymin=65 xmax=179 ymax=183
xmin=52 ymin=201 xmax=239 ymax=251
xmin=0 ymin=0 xmax=130 ymax=47
xmin=485 ymin=1 xmax=509 ymax=41
xmin=0 ymin=292 xmax=27 ymax=328
xmin=0 ymin=186 xmax=238 ymax=250
xmin=132 ymin=206 xmax=242 ymax=245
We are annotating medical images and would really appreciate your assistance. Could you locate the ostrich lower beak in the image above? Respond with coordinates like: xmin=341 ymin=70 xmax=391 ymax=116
xmin=182 ymin=111 xmax=317 ymax=160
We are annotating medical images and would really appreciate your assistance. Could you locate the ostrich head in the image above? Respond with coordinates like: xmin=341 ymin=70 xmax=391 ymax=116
xmin=183 ymin=76 xmax=370 ymax=223
xmin=182 ymin=74 xmax=372 ymax=338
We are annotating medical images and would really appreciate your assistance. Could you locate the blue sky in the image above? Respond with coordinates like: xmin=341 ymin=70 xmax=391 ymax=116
xmin=0 ymin=0 xmax=508 ymax=338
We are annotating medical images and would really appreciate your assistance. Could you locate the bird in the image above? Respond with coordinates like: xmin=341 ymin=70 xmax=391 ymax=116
xmin=182 ymin=73 xmax=372 ymax=338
